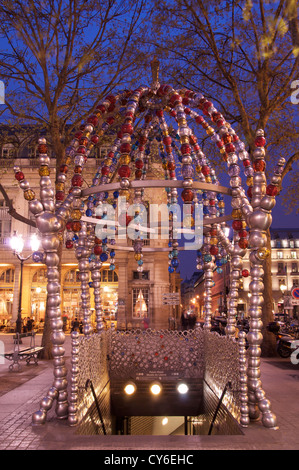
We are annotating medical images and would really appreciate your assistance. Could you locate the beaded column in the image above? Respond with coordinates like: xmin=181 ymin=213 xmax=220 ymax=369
xmin=68 ymin=331 xmax=80 ymax=426
xmin=238 ymin=331 xmax=250 ymax=427
xmin=76 ymin=222 xmax=93 ymax=336
xmin=246 ymin=129 xmax=277 ymax=429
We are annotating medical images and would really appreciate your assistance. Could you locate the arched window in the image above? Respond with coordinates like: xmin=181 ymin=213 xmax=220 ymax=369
xmin=64 ymin=269 xmax=80 ymax=284
xmin=0 ymin=268 xmax=15 ymax=284
xmin=32 ymin=269 xmax=47 ymax=283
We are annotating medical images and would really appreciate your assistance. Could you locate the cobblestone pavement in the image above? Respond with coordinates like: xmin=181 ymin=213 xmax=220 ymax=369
xmin=0 ymin=333 xmax=299 ymax=450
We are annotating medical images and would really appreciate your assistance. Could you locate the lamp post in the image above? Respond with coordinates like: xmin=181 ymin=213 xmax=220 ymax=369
xmin=280 ymin=283 xmax=287 ymax=317
xmin=10 ymin=232 xmax=41 ymax=334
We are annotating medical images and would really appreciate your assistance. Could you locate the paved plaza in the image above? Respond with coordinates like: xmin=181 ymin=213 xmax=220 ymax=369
xmin=0 ymin=333 xmax=298 ymax=451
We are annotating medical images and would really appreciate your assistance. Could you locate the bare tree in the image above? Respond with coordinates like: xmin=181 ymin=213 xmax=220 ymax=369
xmin=144 ymin=0 xmax=299 ymax=355
xmin=0 ymin=0 xmax=148 ymax=358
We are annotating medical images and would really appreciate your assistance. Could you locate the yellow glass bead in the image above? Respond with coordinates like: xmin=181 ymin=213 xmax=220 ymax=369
xmin=180 ymin=136 xmax=189 ymax=144
xmin=257 ymin=248 xmax=270 ymax=260
xmin=119 ymin=155 xmax=131 ymax=165
xmin=65 ymin=157 xmax=72 ymax=165
xmin=104 ymin=158 xmax=112 ymax=166
xmin=24 ymin=189 xmax=35 ymax=201
xmin=196 ymin=165 xmax=202 ymax=173
xmin=205 ymin=176 xmax=212 ymax=183
xmin=241 ymin=220 xmax=247 ymax=229
xmin=246 ymin=177 xmax=253 ymax=186
xmin=219 ymin=148 xmax=226 ymax=153
xmin=206 ymin=127 xmax=214 ymax=135
xmin=56 ymin=182 xmax=65 ymax=191
xmin=120 ymin=189 xmax=130 ymax=201
xmin=39 ymin=165 xmax=50 ymax=177
xmin=232 ymin=209 xmax=242 ymax=219
xmin=135 ymin=254 xmax=142 ymax=261
xmin=162 ymin=163 xmax=168 ymax=170
xmin=210 ymin=237 xmax=218 ymax=245
xmin=71 ymin=209 xmax=82 ymax=220
xmin=218 ymin=201 xmax=225 ymax=208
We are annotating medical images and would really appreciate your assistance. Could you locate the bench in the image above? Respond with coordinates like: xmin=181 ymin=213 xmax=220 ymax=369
xmin=2 ymin=331 xmax=44 ymax=371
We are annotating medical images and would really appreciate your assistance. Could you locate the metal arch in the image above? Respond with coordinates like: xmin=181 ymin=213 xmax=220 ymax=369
xmin=81 ymin=179 xmax=232 ymax=197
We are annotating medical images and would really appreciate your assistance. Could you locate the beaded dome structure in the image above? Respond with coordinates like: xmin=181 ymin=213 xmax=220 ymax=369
xmin=13 ymin=61 xmax=284 ymax=428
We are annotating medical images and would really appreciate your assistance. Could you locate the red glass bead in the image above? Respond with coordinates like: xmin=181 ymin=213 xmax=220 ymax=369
xmin=105 ymin=94 xmax=116 ymax=104
xmin=91 ymin=135 xmax=100 ymax=144
xmin=201 ymin=165 xmax=210 ymax=176
xmin=120 ymin=142 xmax=131 ymax=154
xmin=242 ymin=269 xmax=249 ymax=277
xmin=169 ymin=170 xmax=176 ymax=178
xmin=247 ymin=187 xmax=252 ymax=198
xmin=135 ymin=159 xmax=144 ymax=169
xmin=157 ymin=84 xmax=172 ymax=96
xmin=15 ymin=171 xmax=24 ymax=181
xmin=74 ymin=166 xmax=82 ymax=174
xmin=71 ymin=174 xmax=83 ymax=187
xmin=135 ymin=169 xmax=142 ymax=179
xmin=118 ymin=165 xmax=131 ymax=178
xmin=101 ymin=166 xmax=110 ymax=176
xmin=266 ymin=184 xmax=278 ymax=196
xmin=195 ymin=115 xmax=204 ymax=125
xmin=167 ymin=161 xmax=176 ymax=171
xmin=87 ymin=115 xmax=98 ymax=127
xmin=238 ymin=229 xmax=248 ymax=238
xmin=232 ymin=220 xmax=243 ymax=231
xmin=255 ymin=136 xmax=266 ymax=147
xmin=181 ymin=144 xmax=191 ymax=155
xmin=243 ymin=159 xmax=251 ymax=167
xmin=96 ymin=104 xmax=106 ymax=114
xmin=74 ymin=131 xmax=83 ymax=140
xmin=66 ymin=240 xmax=73 ymax=249
xmin=163 ymin=136 xmax=172 ymax=146
xmin=238 ymin=238 xmax=248 ymax=249
xmin=253 ymin=160 xmax=266 ymax=172
xmin=55 ymin=191 xmax=65 ymax=201
xmin=77 ymin=145 xmax=86 ymax=154
xmin=210 ymin=246 xmax=218 ymax=255
xmin=38 ymin=144 xmax=47 ymax=154
xmin=225 ymin=143 xmax=235 ymax=153
xmin=66 ymin=222 xmax=73 ymax=231
xmin=106 ymin=116 xmax=115 ymax=125
xmin=94 ymin=245 xmax=103 ymax=256
xmin=181 ymin=189 xmax=194 ymax=202
xmin=121 ymin=123 xmax=134 ymax=135
xmin=210 ymin=228 xmax=217 ymax=237
xmin=156 ymin=109 xmax=164 ymax=117
xmin=72 ymin=221 xmax=82 ymax=232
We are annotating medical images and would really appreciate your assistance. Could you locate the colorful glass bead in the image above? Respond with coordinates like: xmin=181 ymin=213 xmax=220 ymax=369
xmin=39 ymin=165 xmax=50 ymax=176
xmin=24 ymin=189 xmax=35 ymax=201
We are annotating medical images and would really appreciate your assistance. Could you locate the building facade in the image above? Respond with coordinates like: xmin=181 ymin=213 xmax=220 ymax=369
xmin=182 ymin=228 xmax=299 ymax=322
xmin=0 ymin=131 xmax=181 ymax=331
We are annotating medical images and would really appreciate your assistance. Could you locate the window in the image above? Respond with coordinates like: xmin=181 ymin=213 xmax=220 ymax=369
xmin=1 ymin=145 xmax=15 ymax=159
xmin=277 ymin=251 xmax=283 ymax=259
xmin=0 ymin=199 xmax=12 ymax=243
xmin=0 ymin=268 xmax=14 ymax=284
xmin=133 ymin=270 xmax=149 ymax=280
xmin=277 ymin=262 xmax=285 ymax=274
xmin=293 ymin=279 xmax=299 ymax=287
xmin=292 ymin=263 xmax=298 ymax=273
xmin=101 ymin=269 xmax=118 ymax=283
xmin=291 ymin=251 xmax=297 ymax=259
xmin=132 ymin=288 xmax=149 ymax=319
xmin=32 ymin=269 xmax=47 ymax=283
xmin=64 ymin=269 xmax=80 ymax=283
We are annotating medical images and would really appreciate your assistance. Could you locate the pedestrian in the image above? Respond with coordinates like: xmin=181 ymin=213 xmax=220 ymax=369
xmin=71 ymin=317 xmax=79 ymax=332
xmin=181 ymin=310 xmax=189 ymax=330
xmin=27 ymin=317 xmax=33 ymax=332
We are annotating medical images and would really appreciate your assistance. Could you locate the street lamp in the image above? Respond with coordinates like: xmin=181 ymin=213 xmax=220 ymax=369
xmin=280 ymin=283 xmax=287 ymax=316
xmin=10 ymin=231 xmax=41 ymax=334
